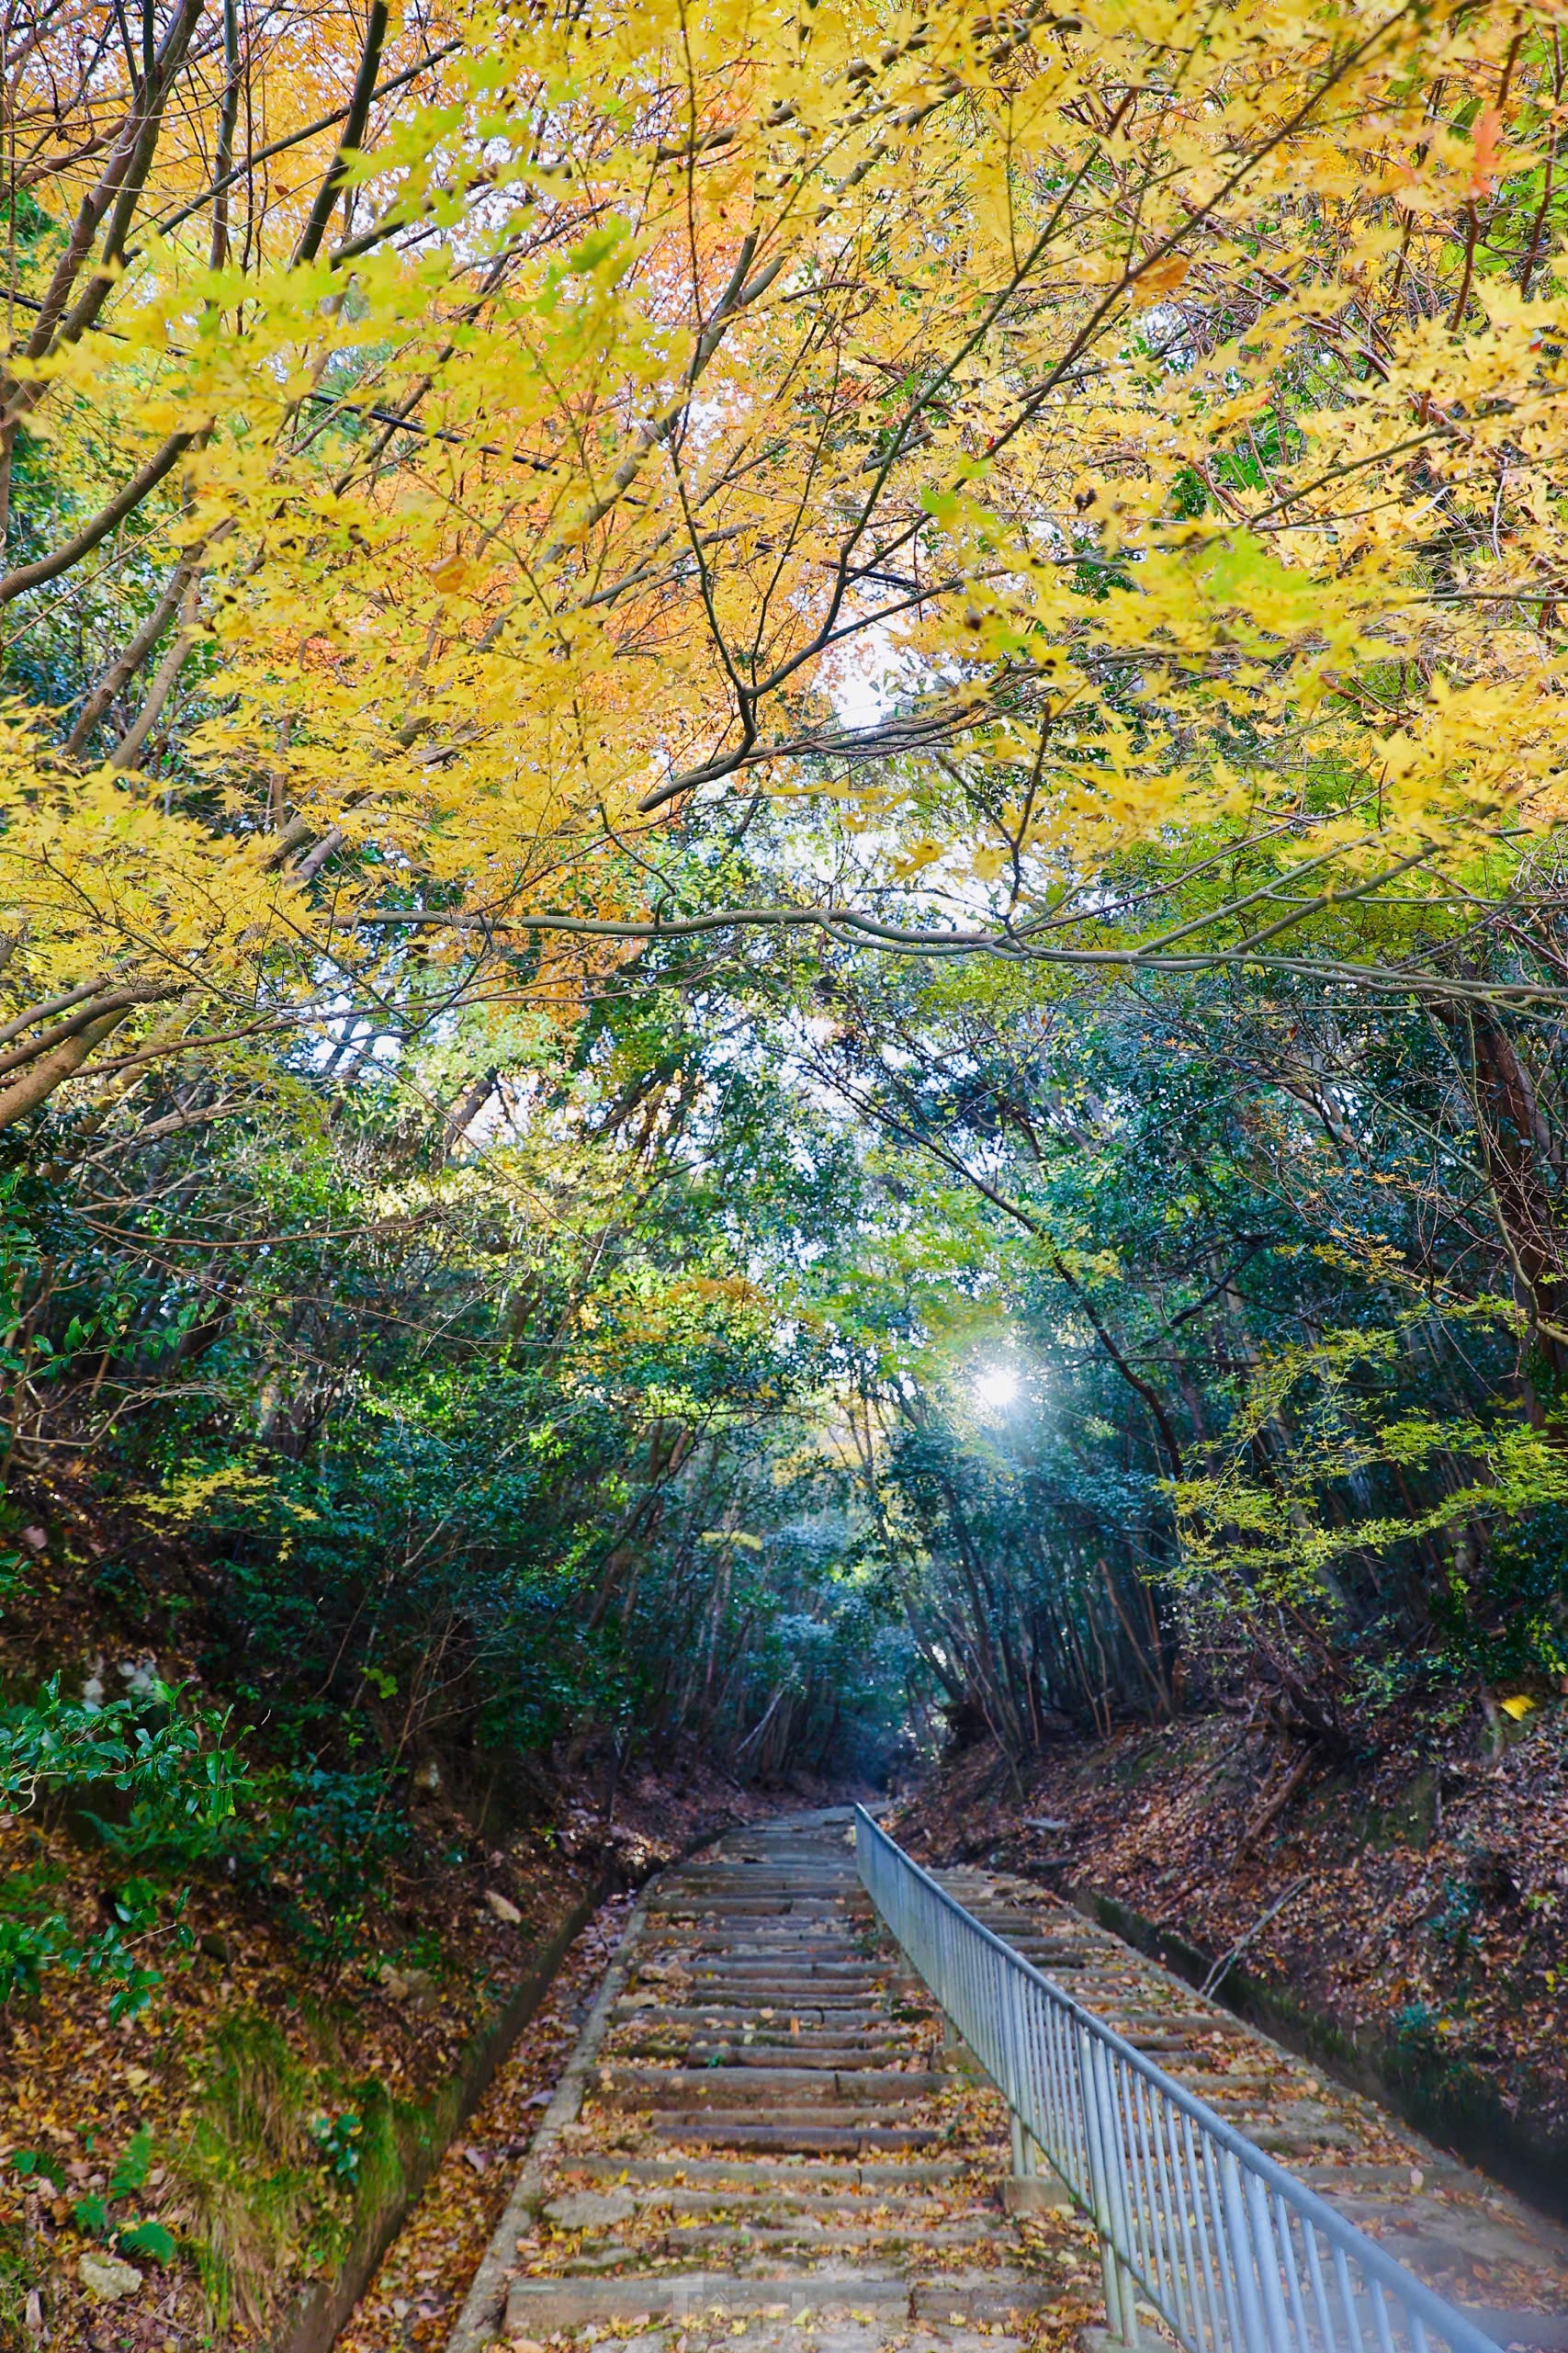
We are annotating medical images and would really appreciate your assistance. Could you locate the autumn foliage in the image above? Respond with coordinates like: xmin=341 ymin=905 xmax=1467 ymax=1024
xmin=0 ymin=0 xmax=1563 ymax=1122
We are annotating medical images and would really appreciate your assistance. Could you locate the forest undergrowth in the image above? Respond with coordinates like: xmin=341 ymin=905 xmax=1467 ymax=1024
xmin=0 ymin=1474 xmax=809 ymax=2352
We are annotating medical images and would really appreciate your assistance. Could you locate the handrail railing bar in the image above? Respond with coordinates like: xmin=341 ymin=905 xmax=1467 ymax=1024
xmin=1220 ymin=2147 xmax=1269 ymax=2353
xmin=1245 ymin=2164 xmax=1293 ymax=2353
xmin=1058 ymin=2008 xmax=1084 ymax=2198
xmin=1127 ymin=2056 xmax=1163 ymax=2306
xmin=1303 ymin=2212 xmax=1337 ymax=2353
xmin=1164 ymin=2102 xmax=1207 ymax=2353
xmin=1139 ymin=2065 xmax=1177 ymax=2322
xmin=1182 ymin=2110 xmax=1224 ymax=2353
xmin=1081 ymin=2020 xmax=1128 ymax=2341
xmin=1371 ymin=2279 xmax=1399 ymax=2353
xmin=1331 ymin=2241 xmax=1365 ymax=2353
xmin=854 ymin=1807 xmax=1502 ymax=2353
xmin=1275 ymin=2197 xmax=1314 ymax=2353
xmin=1205 ymin=2130 xmax=1248 ymax=2353
xmin=1102 ymin=2038 xmax=1145 ymax=2337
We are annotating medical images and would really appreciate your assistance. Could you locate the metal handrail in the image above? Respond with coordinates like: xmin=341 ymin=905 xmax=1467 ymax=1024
xmin=854 ymin=1805 xmax=1501 ymax=2353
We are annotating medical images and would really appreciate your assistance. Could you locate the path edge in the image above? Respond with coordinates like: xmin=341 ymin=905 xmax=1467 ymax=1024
xmin=446 ymin=1881 xmax=655 ymax=2353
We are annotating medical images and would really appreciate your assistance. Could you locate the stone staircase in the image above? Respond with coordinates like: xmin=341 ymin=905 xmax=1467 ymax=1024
xmin=450 ymin=1815 xmax=1568 ymax=2353
xmin=450 ymin=1809 xmax=1089 ymax=2353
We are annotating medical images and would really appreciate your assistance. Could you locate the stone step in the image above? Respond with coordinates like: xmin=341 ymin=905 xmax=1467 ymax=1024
xmin=594 ymin=2066 xmax=943 ymax=2109
xmin=639 ymin=2109 xmax=942 ymax=2137
xmin=1251 ymin=2125 xmax=1358 ymax=2154
xmin=641 ymin=1987 xmax=899 ymax=2005
xmin=558 ymin=2221 xmax=998 ymax=2253
xmin=673 ymin=1956 xmax=882 ymax=1972
xmin=669 ymin=1974 xmax=888 ymax=1991
xmin=909 ymin=2276 xmax=1053 ymax=2325
xmin=506 ymin=2266 xmax=1052 ymax=2334
xmin=1110 ymin=2011 xmax=1247 ymax=2035
xmin=654 ymin=1884 xmax=848 ymax=1894
xmin=672 ymin=1942 xmax=877 ymax=1959
xmin=616 ymin=2043 xmax=911 ymax=2068
xmin=646 ymin=2121 xmax=940 ymax=2153
xmin=671 ymin=1923 xmax=865 ymax=1936
xmin=571 ymin=2155 xmax=965 ymax=2189
xmin=1459 ymin=2312 xmax=1568 ymax=2351
xmin=620 ymin=2014 xmax=902 ymax=2032
xmin=626 ymin=2183 xmax=965 ymax=2218
xmin=670 ymin=1996 xmax=896 ymax=2013
xmin=504 ymin=2271 xmax=910 ymax=2331
xmin=1298 ymin=2164 xmax=1418 ymax=2188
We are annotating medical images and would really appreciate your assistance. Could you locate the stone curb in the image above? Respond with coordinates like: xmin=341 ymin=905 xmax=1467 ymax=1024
xmin=446 ymin=1881 xmax=654 ymax=2353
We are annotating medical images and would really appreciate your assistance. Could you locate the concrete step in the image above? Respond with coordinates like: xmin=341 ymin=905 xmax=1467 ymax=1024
xmin=504 ymin=2271 xmax=911 ymax=2330
xmin=557 ymin=2221 xmax=998 ymax=2253
xmin=646 ymin=2121 xmax=941 ymax=2153
xmin=594 ymin=2066 xmax=943 ymax=2109
xmin=625 ymin=2184 xmax=967 ymax=2218
xmin=570 ymin=2155 xmax=965 ymax=2189
xmin=505 ymin=2268 xmax=1052 ymax=2333
xmin=615 ymin=2044 xmax=911 ymax=2068
xmin=621 ymin=2006 xmax=899 ymax=2029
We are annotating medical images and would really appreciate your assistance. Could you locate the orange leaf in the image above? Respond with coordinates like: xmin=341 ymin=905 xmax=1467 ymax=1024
xmin=1469 ymin=105 xmax=1502 ymax=198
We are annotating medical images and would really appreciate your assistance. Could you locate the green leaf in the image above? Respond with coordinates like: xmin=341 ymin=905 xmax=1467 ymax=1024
xmin=116 ymin=2219 xmax=177 ymax=2265
xmin=73 ymin=2192 xmax=110 ymax=2238
xmin=109 ymin=2123 xmax=153 ymax=2198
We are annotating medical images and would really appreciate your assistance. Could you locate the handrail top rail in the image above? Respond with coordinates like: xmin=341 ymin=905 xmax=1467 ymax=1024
xmin=853 ymin=1804 xmax=1503 ymax=2353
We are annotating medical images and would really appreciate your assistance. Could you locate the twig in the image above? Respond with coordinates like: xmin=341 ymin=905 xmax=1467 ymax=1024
xmin=1201 ymin=1872 xmax=1311 ymax=1998
xmin=1236 ymin=1746 xmax=1317 ymax=1855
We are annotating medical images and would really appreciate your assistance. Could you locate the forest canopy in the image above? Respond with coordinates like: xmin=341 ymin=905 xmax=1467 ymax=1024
xmin=1 ymin=0 xmax=1565 ymax=1120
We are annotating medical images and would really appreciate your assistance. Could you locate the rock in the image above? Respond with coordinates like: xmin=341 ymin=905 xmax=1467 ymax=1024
xmin=79 ymin=2250 xmax=142 ymax=2302
xmin=484 ymin=1888 xmax=524 ymax=1925
xmin=1002 ymin=2173 xmax=1071 ymax=2216
xmin=543 ymin=2188 xmax=637 ymax=2230
xmin=376 ymin=1963 xmax=435 ymax=1999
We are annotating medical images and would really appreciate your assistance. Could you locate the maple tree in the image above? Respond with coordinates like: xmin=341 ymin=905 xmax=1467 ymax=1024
xmin=0 ymin=0 xmax=1563 ymax=1131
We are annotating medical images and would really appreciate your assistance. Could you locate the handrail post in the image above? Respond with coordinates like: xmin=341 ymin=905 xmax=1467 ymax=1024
xmin=1004 ymin=1963 xmax=1042 ymax=2178
xmin=1078 ymin=2018 xmax=1138 ymax=2346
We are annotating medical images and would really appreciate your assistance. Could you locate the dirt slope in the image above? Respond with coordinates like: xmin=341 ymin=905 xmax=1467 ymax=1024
xmin=893 ymin=1701 xmax=1568 ymax=2195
